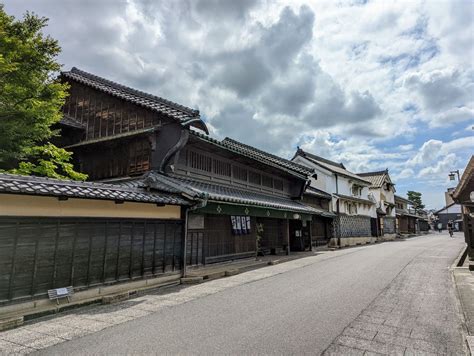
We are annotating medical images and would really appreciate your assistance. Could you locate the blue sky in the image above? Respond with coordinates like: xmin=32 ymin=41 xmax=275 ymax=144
xmin=4 ymin=0 xmax=473 ymax=209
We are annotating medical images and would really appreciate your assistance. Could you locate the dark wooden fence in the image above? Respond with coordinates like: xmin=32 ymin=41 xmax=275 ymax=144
xmin=0 ymin=217 xmax=183 ymax=305
xmin=187 ymin=215 xmax=256 ymax=266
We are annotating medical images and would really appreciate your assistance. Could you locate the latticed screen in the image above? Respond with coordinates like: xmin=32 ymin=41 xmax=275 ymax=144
xmin=188 ymin=150 xmax=212 ymax=172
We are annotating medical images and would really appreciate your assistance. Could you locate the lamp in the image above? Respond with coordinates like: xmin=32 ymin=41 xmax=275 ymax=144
xmin=449 ymin=170 xmax=460 ymax=181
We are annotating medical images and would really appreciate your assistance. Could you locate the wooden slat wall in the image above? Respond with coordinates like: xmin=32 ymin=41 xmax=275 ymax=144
xmin=187 ymin=215 xmax=256 ymax=266
xmin=0 ymin=217 xmax=183 ymax=304
xmin=63 ymin=83 xmax=161 ymax=142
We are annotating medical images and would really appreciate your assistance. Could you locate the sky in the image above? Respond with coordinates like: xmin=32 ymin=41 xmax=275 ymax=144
xmin=4 ymin=0 xmax=473 ymax=209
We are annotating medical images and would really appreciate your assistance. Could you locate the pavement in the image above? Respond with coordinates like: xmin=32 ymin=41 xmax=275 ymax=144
xmin=453 ymin=245 xmax=474 ymax=355
xmin=0 ymin=232 xmax=469 ymax=355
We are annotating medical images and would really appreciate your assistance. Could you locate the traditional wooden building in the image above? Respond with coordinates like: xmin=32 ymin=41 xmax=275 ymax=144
xmin=452 ymin=155 xmax=474 ymax=266
xmin=0 ymin=173 xmax=188 ymax=306
xmin=292 ymin=148 xmax=377 ymax=247
xmin=301 ymin=186 xmax=335 ymax=248
xmin=357 ymin=170 xmax=397 ymax=239
xmin=57 ymin=68 xmax=321 ymax=268
xmin=395 ymin=195 xmax=418 ymax=235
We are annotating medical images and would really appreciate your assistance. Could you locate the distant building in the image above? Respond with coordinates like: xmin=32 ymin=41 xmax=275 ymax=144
xmin=434 ymin=204 xmax=462 ymax=230
xmin=445 ymin=187 xmax=455 ymax=206
xmin=395 ymin=195 xmax=418 ymax=234
xmin=357 ymin=169 xmax=397 ymax=239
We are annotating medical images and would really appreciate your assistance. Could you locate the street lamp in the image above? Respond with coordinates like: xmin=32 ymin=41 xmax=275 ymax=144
xmin=449 ymin=170 xmax=460 ymax=181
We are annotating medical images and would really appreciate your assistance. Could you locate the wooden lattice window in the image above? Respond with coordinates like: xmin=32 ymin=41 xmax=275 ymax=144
xmin=129 ymin=140 xmax=151 ymax=174
xmin=274 ymin=179 xmax=283 ymax=191
xmin=233 ymin=166 xmax=248 ymax=182
xmin=262 ymin=175 xmax=273 ymax=188
xmin=213 ymin=159 xmax=231 ymax=177
xmin=249 ymin=171 xmax=261 ymax=185
xmin=189 ymin=151 xmax=212 ymax=172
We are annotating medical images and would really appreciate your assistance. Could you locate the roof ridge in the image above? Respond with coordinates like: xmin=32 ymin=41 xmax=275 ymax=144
xmin=189 ymin=131 xmax=312 ymax=178
xmin=65 ymin=67 xmax=199 ymax=117
xmin=296 ymin=148 xmax=345 ymax=169
xmin=222 ymin=137 xmax=313 ymax=173
xmin=357 ymin=169 xmax=388 ymax=176
xmin=0 ymin=172 xmax=142 ymax=193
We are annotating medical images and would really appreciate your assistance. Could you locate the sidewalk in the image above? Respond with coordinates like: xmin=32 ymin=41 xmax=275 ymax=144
xmin=453 ymin=247 xmax=474 ymax=354
xmin=185 ymin=250 xmax=318 ymax=280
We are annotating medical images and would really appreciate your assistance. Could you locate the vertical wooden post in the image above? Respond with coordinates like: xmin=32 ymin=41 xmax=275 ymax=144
xmin=141 ymin=221 xmax=146 ymax=277
xmin=308 ymin=219 xmax=313 ymax=252
xmin=286 ymin=219 xmax=290 ymax=256
xmin=52 ymin=220 xmax=60 ymax=288
xmin=70 ymin=222 xmax=78 ymax=286
xmin=163 ymin=223 xmax=168 ymax=273
xmin=8 ymin=222 xmax=19 ymax=301
xmin=129 ymin=222 xmax=135 ymax=279
xmin=171 ymin=223 xmax=177 ymax=272
xmin=30 ymin=222 xmax=41 ymax=297
xmin=152 ymin=222 xmax=157 ymax=275
xmin=102 ymin=221 xmax=108 ymax=283
xmin=115 ymin=221 xmax=122 ymax=281
xmin=86 ymin=225 xmax=93 ymax=286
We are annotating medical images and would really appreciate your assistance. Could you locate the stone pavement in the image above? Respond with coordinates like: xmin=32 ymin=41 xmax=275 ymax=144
xmin=323 ymin=237 xmax=467 ymax=355
xmin=453 ymin=250 xmax=474 ymax=354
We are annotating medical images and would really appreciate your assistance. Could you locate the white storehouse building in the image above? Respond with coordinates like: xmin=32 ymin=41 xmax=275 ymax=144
xmin=357 ymin=169 xmax=397 ymax=239
xmin=293 ymin=148 xmax=377 ymax=247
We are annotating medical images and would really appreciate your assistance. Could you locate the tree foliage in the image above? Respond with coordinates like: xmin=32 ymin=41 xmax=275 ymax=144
xmin=407 ymin=191 xmax=425 ymax=211
xmin=0 ymin=5 xmax=86 ymax=180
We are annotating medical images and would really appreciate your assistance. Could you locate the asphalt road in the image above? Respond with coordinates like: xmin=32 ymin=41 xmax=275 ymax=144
xmin=37 ymin=233 xmax=466 ymax=355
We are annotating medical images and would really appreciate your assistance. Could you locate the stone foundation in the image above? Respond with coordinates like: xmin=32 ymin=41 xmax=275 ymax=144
xmin=329 ymin=236 xmax=377 ymax=247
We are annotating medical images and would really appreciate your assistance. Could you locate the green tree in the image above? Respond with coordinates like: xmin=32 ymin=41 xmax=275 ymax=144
xmin=407 ymin=191 xmax=425 ymax=212
xmin=0 ymin=5 xmax=86 ymax=180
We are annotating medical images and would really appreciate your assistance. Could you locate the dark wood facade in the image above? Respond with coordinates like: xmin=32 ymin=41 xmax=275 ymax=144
xmin=55 ymin=69 xmax=313 ymax=269
xmin=0 ymin=217 xmax=182 ymax=305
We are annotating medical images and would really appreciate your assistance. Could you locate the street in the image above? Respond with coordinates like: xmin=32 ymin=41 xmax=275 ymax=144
xmin=0 ymin=232 xmax=467 ymax=355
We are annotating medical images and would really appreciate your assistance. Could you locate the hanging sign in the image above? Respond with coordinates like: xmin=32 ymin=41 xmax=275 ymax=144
xmin=231 ymin=216 xmax=252 ymax=235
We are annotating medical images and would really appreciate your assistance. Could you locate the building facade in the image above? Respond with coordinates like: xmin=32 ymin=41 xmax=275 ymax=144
xmin=395 ymin=195 xmax=418 ymax=235
xmin=357 ymin=170 xmax=397 ymax=240
xmin=292 ymin=148 xmax=377 ymax=247
xmin=0 ymin=173 xmax=187 ymax=306
xmin=58 ymin=68 xmax=320 ymax=268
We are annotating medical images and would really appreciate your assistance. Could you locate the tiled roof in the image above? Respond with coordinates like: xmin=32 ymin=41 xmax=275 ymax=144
xmin=452 ymin=155 xmax=474 ymax=203
xmin=190 ymin=131 xmax=313 ymax=179
xmin=334 ymin=193 xmax=375 ymax=205
xmin=0 ymin=173 xmax=189 ymax=206
xmin=61 ymin=67 xmax=201 ymax=124
xmin=295 ymin=148 xmax=371 ymax=185
xmin=394 ymin=195 xmax=413 ymax=205
xmin=357 ymin=170 xmax=391 ymax=188
xmin=304 ymin=186 xmax=332 ymax=199
xmin=143 ymin=172 xmax=321 ymax=214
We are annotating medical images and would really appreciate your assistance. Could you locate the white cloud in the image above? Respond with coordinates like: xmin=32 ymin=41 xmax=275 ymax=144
xmin=2 ymin=0 xmax=473 ymax=209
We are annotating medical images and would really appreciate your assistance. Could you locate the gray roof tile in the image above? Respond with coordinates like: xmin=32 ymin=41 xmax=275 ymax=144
xmin=0 ymin=173 xmax=189 ymax=206
xmin=62 ymin=67 xmax=200 ymax=123
xmin=190 ymin=131 xmax=314 ymax=179
xmin=143 ymin=172 xmax=321 ymax=215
